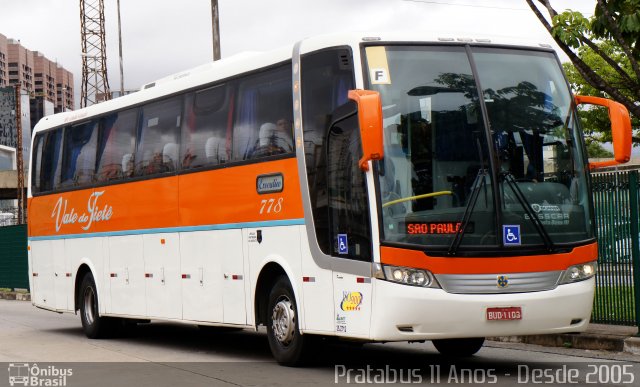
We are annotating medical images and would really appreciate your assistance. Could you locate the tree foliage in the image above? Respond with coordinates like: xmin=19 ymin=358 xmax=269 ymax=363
xmin=526 ymin=0 xmax=640 ymax=145
xmin=562 ymin=45 xmax=640 ymax=145
xmin=587 ymin=140 xmax=615 ymax=158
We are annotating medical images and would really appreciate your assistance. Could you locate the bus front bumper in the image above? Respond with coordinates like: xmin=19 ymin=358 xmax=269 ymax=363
xmin=369 ymin=277 xmax=594 ymax=341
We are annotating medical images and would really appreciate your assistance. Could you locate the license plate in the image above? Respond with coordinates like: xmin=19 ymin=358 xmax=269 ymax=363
xmin=486 ymin=306 xmax=522 ymax=321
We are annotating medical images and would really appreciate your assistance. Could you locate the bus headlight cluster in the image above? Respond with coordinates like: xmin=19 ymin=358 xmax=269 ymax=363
xmin=559 ymin=261 xmax=597 ymax=284
xmin=379 ymin=264 xmax=439 ymax=288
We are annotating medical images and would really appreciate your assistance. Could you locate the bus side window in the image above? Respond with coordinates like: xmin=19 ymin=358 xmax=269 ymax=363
xmin=38 ymin=129 xmax=64 ymax=193
xmin=232 ymin=64 xmax=293 ymax=161
xmin=31 ymin=134 xmax=44 ymax=194
xmin=96 ymin=109 xmax=138 ymax=183
xmin=135 ymin=96 xmax=183 ymax=176
xmin=59 ymin=120 xmax=99 ymax=189
xmin=181 ymin=84 xmax=231 ymax=169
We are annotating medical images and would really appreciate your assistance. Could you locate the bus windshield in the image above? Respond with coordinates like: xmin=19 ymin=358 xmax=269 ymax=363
xmin=367 ymin=45 xmax=592 ymax=253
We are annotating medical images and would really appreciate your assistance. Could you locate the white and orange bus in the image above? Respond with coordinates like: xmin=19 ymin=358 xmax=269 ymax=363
xmin=27 ymin=32 xmax=631 ymax=365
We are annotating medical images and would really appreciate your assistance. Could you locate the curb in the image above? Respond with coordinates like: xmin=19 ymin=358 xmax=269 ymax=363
xmin=624 ymin=337 xmax=640 ymax=355
xmin=0 ymin=291 xmax=31 ymax=301
xmin=490 ymin=333 xmax=640 ymax=356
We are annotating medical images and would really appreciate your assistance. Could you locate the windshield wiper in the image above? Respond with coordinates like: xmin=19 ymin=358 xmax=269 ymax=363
xmin=447 ymin=169 xmax=488 ymax=256
xmin=501 ymin=171 xmax=555 ymax=252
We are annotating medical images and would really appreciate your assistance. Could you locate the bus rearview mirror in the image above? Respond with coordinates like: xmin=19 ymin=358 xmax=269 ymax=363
xmin=348 ymin=89 xmax=384 ymax=171
xmin=574 ymin=95 xmax=632 ymax=170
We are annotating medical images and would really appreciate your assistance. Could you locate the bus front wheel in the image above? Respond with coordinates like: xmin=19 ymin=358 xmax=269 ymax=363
xmin=432 ymin=337 xmax=485 ymax=357
xmin=266 ymin=276 xmax=312 ymax=366
xmin=79 ymin=272 xmax=113 ymax=339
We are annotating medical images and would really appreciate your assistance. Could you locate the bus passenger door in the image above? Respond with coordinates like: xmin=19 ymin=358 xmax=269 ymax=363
xmin=180 ymin=231 xmax=224 ymax=323
xmin=144 ymin=233 xmax=181 ymax=319
xmin=326 ymin=111 xmax=374 ymax=339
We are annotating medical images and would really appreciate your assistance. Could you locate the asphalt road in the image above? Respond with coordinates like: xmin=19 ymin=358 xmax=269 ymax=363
xmin=1 ymin=300 xmax=639 ymax=386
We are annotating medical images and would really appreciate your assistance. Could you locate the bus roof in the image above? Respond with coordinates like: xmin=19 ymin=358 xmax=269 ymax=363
xmin=297 ymin=30 xmax=554 ymax=55
xmin=32 ymin=31 xmax=554 ymax=135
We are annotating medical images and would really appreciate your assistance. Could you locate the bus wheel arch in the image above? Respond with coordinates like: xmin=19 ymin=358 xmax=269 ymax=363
xmin=74 ymin=264 xmax=93 ymax=313
xmin=254 ymin=262 xmax=288 ymax=327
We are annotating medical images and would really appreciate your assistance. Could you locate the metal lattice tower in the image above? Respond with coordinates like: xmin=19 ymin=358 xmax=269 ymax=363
xmin=80 ymin=0 xmax=111 ymax=107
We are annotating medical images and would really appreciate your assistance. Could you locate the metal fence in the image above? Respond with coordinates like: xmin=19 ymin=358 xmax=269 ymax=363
xmin=0 ymin=224 xmax=28 ymax=290
xmin=591 ymin=170 xmax=640 ymax=326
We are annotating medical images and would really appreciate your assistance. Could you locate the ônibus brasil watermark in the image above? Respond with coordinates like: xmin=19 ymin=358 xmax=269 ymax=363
xmin=8 ymin=363 xmax=73 ymax=387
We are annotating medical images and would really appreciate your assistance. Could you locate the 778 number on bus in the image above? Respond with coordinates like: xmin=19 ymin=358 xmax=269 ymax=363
xmin=260 ymin=198 xmax=284 ymax=214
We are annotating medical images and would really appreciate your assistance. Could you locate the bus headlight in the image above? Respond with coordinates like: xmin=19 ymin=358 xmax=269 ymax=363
xmin=559 ymin=261 xmax=597 ymax=284
xmin=376 ymin=264 xmax=439 ymax=288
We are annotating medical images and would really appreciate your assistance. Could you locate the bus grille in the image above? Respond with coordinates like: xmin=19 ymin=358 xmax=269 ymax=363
xmin=434 ymin=271 xmax=562 ymax=294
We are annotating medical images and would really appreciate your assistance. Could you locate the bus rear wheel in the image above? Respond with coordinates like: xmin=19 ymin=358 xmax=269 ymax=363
xmin=79 ymin=272 xmax=114 ymax=339
xmin=266 ymin=276 xmax=312 ymax=366
xmin=432 ymin=337 xmax=485 ymax=357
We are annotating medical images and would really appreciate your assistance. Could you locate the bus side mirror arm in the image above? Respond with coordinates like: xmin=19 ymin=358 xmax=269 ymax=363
xmin=348 ymin=89 xmax=384 ymax=171
xmin=574 ymin=95 xmax=632 ymax=170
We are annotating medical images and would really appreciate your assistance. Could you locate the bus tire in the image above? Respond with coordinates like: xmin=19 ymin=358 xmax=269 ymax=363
xmin=79 ymin=272 xmax=113 ymax=339
xmin=266 ymin=276 xmax=310 ymax=366
xmin=432 ymin=337 xmax=485 ymax=357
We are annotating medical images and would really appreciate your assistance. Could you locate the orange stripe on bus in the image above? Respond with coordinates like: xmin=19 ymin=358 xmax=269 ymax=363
xmin=28 ymin=158 xmax=304 ymax=237
xmin=380 ymin=243 xmax=598 ymax=274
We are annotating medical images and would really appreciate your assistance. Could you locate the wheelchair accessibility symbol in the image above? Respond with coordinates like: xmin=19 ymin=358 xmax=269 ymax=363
xmin=338 ymin=234 xmax=348 ymax=255
xmin=503 ymin=225 xmax=521 ymax=246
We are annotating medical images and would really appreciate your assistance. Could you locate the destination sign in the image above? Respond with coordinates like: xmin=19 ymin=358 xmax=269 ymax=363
xmin=405 ymin=221 xmax=474 ymax=235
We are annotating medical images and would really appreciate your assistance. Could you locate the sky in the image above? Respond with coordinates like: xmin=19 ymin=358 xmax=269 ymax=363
xmin=0 ymin=0 xmax=596 ymax=107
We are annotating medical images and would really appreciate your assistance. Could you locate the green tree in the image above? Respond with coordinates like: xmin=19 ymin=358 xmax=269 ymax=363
xmin=526 ymin=0 xmax=640 ymax=144
xmin=586 ymin=140 xmax=615 ymax=158
xmin=562 ymin=47 xmax=640 ymax=146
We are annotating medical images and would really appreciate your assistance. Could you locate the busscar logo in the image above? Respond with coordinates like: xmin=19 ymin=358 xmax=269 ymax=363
xmin=7 ymin=363 xmax=73 ymax=386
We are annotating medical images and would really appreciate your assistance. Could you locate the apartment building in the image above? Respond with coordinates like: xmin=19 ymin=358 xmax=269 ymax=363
xmin=0 ymin=34 xmax=7 ymax=87
xmin=0 ymin=32 xmax=74 ymax=112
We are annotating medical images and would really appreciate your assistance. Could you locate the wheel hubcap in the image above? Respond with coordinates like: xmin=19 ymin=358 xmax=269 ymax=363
xmin=83 ymin=287 xmax=96 ymax=325
xmin=271 ymin=297 xmax=295 ymax=346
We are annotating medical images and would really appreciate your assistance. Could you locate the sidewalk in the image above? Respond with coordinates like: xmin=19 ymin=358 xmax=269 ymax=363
xmin=490 ymin=324 xmax=640 ymax=356
xmin=0 ymin=289 xmax=30 ymax=301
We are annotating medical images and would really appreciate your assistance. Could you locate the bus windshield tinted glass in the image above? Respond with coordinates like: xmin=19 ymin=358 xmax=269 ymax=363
xmin=367 ymin=46 xmax=592 ymax=251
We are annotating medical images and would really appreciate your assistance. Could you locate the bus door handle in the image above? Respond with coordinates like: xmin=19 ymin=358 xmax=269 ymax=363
xmin=161 ymin=267 xmax=165 ymax=285
xmin=125 ymin=268 xmax=130 ymax=285
xmin=199 ymin=268 xmax=204 ymax=286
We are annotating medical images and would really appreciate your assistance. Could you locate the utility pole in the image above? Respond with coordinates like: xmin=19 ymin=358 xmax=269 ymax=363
xmin=14 ymin=86 xmax=24 ymax=224
xmin=117 ymin=0 xmax=124 ymax=95
xmin=211 ymin=0 xmax=221 ymax=61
